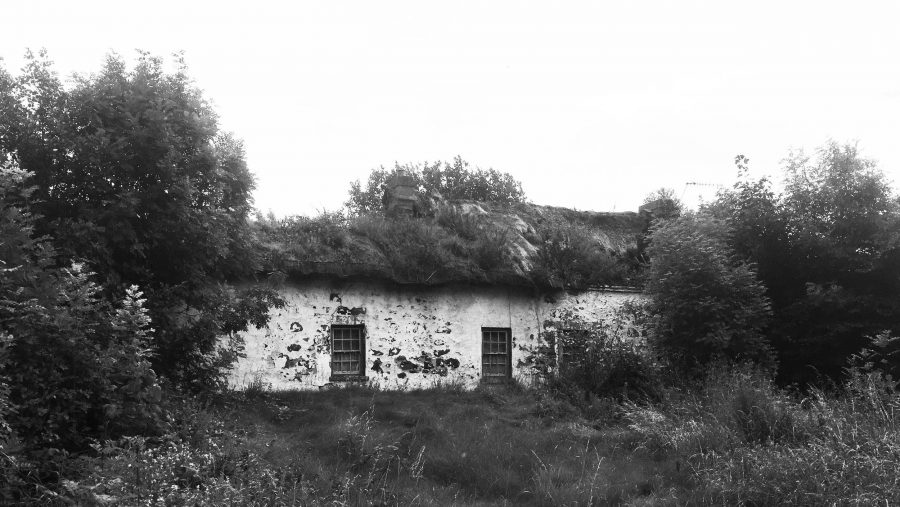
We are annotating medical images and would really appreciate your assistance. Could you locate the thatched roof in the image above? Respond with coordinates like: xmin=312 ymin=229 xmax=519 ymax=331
xmin=255 ymin=200 xmax=649 ymax=289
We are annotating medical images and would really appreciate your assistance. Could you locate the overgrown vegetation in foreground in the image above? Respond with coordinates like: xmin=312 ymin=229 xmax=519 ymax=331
xmin=5 ymin=364 xmax=899 ymax=506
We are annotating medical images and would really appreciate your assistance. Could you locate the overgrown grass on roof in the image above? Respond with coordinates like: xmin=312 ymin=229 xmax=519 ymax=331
xmin=253 ymin=202 xmax=645 ymax=288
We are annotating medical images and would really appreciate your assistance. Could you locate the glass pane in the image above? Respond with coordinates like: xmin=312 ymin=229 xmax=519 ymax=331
xmin=331 ymin=326 xmax=365 ymax=375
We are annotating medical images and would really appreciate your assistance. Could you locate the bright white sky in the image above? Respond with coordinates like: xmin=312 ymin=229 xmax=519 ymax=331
xmin=2 ymin=1 xmax=899 ymax=216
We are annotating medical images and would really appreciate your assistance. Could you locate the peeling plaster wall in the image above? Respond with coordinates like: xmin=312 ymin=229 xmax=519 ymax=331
xmin=230 ymin=279 xmax=645 ymax=390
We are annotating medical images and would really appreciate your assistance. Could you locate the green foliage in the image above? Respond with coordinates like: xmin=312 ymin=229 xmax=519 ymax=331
xmin=433 ymin=205 xmax=515 ymax=272
xmin=0 ymin=163 xmax=163 ymax=451
xmin=11 ymin=370 xmax=900 ymax=505
xmin=352 ymin=216 xmax=455 ymax=283
xmin=707 ymin=142 xmax=900 ymax=384
xmin=526 ymin=302 xmax=659 ymax=406
xmin=256 ymin=210 xmax=355 ymax=265
xmin=434 ymin=204 xmax=483 ymax=240
xmin=0 ymin=333 xmax=12 ymax=448
xmin=849 ymin=330 xmax=900 ymax=383
xmin=345 ymin=156 xmax=526 ymax=215
xmin=704 ymin=168 xmax=797 ymax=308
xmin=257 ymin=202 xmax=640 ymax=289
xmin=35 ymin=386 xmax=679 ymax=505
xmin=0 ymin=51 xmax=282 ymax=389
xmin=623 ymin=366 xmax=806 ymax=461
xmin=783 ymin=143 xmax=895 ymax=262
xmin=531 ymin=220 xmax=628 ymax=288
xmin=645 ymin=213 xmax=774 ymax=369
xmin=624 ymin=365 xmax=900 ymax=504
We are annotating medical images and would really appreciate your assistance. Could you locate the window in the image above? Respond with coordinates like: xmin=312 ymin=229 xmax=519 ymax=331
xmin=558 ymin=329 xmax=590 ymax=370
xmin=482 ymin=327 xmax=511 ymax=382
xmin=330 ymin=325 xmax=365 ymax=380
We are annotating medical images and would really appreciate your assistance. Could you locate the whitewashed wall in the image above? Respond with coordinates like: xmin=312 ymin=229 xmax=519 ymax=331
xmin=229 ymin=279 xmax=645 ymax=390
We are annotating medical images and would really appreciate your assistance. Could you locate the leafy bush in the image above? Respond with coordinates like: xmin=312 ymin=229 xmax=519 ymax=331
xmin=850 ymin=330 xmax=900 ymax=383
xmin=1 ymin=164 xmax=164 ymax=451
xmin=645 ymin=213 xmax=775 ymax=370
xmin=551 ymin=332 xmax=658 ymax=404
xmin=525 ymin=303 xmax=659 ymax=409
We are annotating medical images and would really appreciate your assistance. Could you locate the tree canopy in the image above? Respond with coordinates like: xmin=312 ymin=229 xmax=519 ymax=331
xmin=0 ymin=51 xmax=282 ymax=390
xmin=667 ymin=141 xmax=900 ymax=383
xmin=345 ymin=156 xmax=526 ymax=215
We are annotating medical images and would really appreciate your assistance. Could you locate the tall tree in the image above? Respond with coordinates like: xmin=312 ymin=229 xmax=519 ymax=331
xmin=776 ymin=143 xmax=900 ymax=382
xmin=707 ymin=143 xmax=900 ymax=383
xmin=0 ymin=51 xmax=282 ymax=389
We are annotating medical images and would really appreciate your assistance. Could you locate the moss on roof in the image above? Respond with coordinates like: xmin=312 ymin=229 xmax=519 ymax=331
xmin=255 ymin=201 xmax=648 ymax=289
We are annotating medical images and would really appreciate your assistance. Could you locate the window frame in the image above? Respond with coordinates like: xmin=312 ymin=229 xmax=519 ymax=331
xmin=481 ymin=327 xmax=512 ymax=383
xmin=329 ymin=324 xmax=367 ymax=381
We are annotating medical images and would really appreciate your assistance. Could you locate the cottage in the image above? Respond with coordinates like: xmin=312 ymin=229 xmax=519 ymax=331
xmin=231 ymin=186 xmax=659 ymax=390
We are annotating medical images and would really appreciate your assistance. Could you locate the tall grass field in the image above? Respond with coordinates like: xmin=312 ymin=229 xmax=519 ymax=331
xmin=8 ymin=365 xmax=898 ymax=506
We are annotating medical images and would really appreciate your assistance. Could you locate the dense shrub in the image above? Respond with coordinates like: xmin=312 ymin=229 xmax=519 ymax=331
xmin=0 ymin=164 xmax=163 ymax=451
xmin=523 ymin=303 xmax=659 ymax=409
xmin=645 ymin=213 xmax=774 ymax=370
xmin=551 ymin=332 xmax=658 ymax=405
xmin=706 ymin=143 xmax=900 ymax=384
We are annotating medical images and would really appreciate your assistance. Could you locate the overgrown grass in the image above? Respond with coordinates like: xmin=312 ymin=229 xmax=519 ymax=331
xmin=253 ymin=203 xmax=638 ymax=289
xmin=623 ymin=365 xmax=900 ymax=504
xmin=21 ymin=386 xmax=683 ymax=505
xmin=7 ymin=367 xmax=899 ymax=505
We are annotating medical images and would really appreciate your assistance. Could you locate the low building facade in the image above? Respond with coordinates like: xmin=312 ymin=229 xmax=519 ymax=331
xmin=229 ymin=278 xmax=646 ymax=390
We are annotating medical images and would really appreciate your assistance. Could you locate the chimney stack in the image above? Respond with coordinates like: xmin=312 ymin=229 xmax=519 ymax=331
xmin=384 ymin=172 xmax=418 ymax=216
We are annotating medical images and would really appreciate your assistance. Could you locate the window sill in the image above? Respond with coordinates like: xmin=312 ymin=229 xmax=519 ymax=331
xmin=329 ymin=374 xmax=370 ymax=382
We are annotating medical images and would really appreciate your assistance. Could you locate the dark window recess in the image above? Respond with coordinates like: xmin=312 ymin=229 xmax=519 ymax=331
xmin=559 ymin=329 xmax=590 ymax=369
xmin=330 ymin=325 xmax=366 ymax=380
xmin=482 ymin=328 xmax=512 ymax=382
